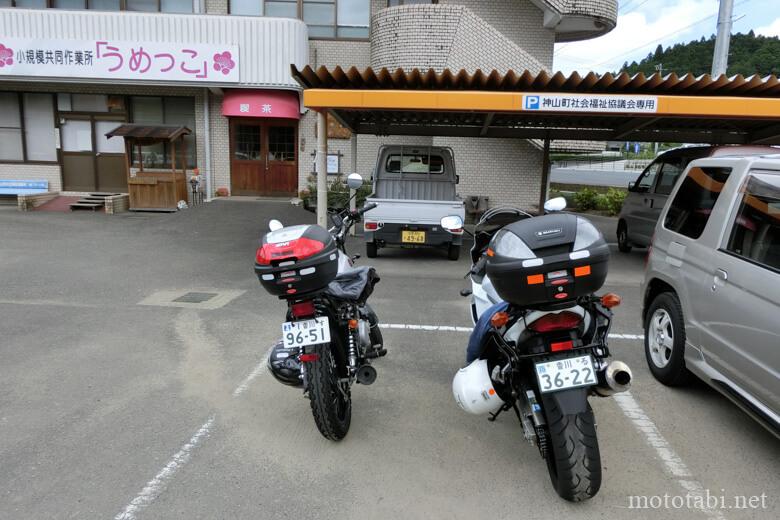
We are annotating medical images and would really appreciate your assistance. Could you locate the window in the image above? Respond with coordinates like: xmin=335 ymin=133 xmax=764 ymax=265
xmin=268 ymin=126 xmax=295 ymax=162
xmin=229 ymin=1 xmax=369 ymax=38
xmin=0 ymin=92 xmax=57 ymax=163
xmin=664 ymin=166 xmax=732 ymax=239
xmin=388 ymin=0 xmax=437 ymax=5
xmin=4 ymin=0 xmax=192 ymax=12
xmin=655 ymin=159 xmax=685 ymax=196
xmin=726 ymin=172 xmax=780 ymax=272
xmin=635 ymin=161 xmax=661 ymax=191
xmin=0 ymin=93 xmax=24 ymax=162
xmin=23 ymin=94 xmax=57 ymax=161
xmin=385 ymin=153 xmax=444 ymax=174
xmin=234 ymin=124 xmax=262 ymax=161
xmin=230 ymin=0 xmax=297 ymax=17
xmin=130 ymin=96 xmax=197 ymax=168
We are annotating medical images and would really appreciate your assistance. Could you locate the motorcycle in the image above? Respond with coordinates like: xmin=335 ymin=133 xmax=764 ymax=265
xmin=444 ymin=198 xmax=633 ymax=501
xmin=254 ymin=173 xmax=386 ymax=441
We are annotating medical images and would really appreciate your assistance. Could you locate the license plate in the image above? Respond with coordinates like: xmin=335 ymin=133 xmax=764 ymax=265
xmin=535 ymin=355 xmax=597 ymax=393
xmin=281 ymin=317 xmax=331 ymax=348
xmin=402 ymin=230 xmax=426 ymax=243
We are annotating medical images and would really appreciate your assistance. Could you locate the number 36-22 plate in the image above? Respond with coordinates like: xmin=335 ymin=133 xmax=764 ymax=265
xmin=535 ymin=355 xmax=597 ymax=393
xmin=282 ymin=317 xmax=331 ymax=348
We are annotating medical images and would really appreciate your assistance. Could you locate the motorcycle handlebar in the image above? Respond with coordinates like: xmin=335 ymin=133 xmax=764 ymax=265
xmin=358 ymin=202 xmax=378 ymax=215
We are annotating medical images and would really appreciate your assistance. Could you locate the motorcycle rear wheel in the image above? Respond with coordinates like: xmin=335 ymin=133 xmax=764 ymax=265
xmin=544 ymin=400 xmax=601 ymax=501
xmin=306 ymin=343 xmax=352 ymax=441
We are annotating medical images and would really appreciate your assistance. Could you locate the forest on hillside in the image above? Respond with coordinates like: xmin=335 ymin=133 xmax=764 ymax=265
xmin=619 ymin=31 xmax=780 ymax=77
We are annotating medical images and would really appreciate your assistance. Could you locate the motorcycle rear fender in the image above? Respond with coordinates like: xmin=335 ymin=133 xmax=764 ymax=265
xmin=541 ymin=387 xmax=590 ymax=416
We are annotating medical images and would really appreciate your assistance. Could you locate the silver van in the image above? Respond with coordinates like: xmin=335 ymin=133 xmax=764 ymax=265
xmin=641 ymin=154 xmax=780 ymax=436
xmin=617 ymin=146 xmax=775 ymax=252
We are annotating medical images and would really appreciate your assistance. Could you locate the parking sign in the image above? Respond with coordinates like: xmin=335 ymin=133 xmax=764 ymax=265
xmin=524 ymin=95 xmax=541 ymax=110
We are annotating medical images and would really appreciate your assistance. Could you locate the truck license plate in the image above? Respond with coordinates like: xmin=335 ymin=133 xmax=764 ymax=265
xmin=281 ymin=317 xmax=331 ymax=348
xmin=535 ymin=355 xmax=597 ymax=393
xmin=402 ymin=230 xmax=426 ymax=243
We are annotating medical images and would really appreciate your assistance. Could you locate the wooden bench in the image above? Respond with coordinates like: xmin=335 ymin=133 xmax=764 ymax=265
xmin=0 ymin=180 xmax=49 ymax=195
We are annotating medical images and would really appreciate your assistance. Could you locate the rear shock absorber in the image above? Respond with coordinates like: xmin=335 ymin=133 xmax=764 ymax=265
xmin=347 ymin=317 xmax=359 ymax=374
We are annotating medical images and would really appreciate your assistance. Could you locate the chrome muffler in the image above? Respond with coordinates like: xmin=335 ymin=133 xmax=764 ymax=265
xmin=593 ymin=360 xmax=632 ymax=397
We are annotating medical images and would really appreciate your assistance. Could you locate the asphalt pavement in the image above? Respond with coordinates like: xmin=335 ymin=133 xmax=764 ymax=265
xmin=0 ymin=200 xmax=777 ymax=519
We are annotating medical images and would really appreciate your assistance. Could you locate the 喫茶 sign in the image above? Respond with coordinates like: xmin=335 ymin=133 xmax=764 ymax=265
xmin=0 ymin=38 xmax=239 ymax=83
xmin=522 ymin=94 xmax=659 ymax=113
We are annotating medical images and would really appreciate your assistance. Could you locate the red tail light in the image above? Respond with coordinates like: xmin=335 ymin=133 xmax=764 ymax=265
xmin=551 ymin=340 xmax=574 ymax=352
xmin=364 ymin=222 xmax=378 ymax=231
xmin=290 ymin=300 xmax=316 ymax=318
xmin=528 ymin=311 xmax=582 ymax=333
xmin=255 ymin=237 xmax=325 ymax=265
xmin=299 ymin=353 xmax=319 ymax=362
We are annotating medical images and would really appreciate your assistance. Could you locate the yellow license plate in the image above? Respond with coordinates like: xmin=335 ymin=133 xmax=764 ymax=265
xmin=402 ymin=230 xmax=426 ymax=243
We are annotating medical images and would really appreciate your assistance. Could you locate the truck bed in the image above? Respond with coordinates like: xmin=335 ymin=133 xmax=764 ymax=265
xmin=365 ymin=197 xmax=465 ymax=225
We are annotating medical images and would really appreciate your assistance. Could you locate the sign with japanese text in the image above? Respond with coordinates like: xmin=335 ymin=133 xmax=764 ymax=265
xmin=522 ymin=94 xmax=659 ymax=113
xmin=0 ymin=38 xmax=239 ymax=83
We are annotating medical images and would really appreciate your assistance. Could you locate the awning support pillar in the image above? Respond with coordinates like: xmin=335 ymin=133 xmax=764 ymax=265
xmin=317 ymin=110 xmax=329 ymax=228
xmin=538 ymin=137 xmax=551 ymax=216
xmin=349 ymin=132 xmax=358 ymax=236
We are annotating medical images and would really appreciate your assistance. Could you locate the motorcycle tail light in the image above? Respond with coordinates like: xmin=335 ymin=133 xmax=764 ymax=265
xmin=256 ymin=238 xmax=325 ymax=265
xmin=290 ymin=300 xmax=316 ymax=318
xmin=528 ymin=311 xmax=582 ymax=333
xmin=364 ymin=222 xmax=379 ymax=231
xmin=299 ymin=353 xmax=319 ymax=362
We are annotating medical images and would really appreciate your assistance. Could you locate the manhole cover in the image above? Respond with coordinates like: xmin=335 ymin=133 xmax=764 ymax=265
xmin=173 ymin=292 xmax=218 ymax=303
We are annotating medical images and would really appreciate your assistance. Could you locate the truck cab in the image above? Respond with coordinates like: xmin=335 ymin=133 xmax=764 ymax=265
xmin=363 ymin=146 xmax=466 ymax=260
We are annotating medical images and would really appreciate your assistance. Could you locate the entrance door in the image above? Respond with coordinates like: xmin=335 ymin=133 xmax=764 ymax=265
xmin=230 ymin=119 xmax=298 ymax=196
xmin=61 ymin=116 xmax=127 ymax=193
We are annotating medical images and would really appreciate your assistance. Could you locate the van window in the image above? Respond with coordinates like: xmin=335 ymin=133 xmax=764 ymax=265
xmin=655 ymin=158 xmax=685 ymax=195
xmin=664 ymin=166 xmax=732 ymax=239
xmin=635 ymin=161 xmax=661 ymax=191
xmin=386 ymin=153 xmax=444 ymax=174
xmin=725 ymin=171 xmax=780 ymax=271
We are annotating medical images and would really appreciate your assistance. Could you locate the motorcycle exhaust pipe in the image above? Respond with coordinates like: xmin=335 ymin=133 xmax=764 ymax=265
xmin=593 ymin=360 xmax=632 ymax=397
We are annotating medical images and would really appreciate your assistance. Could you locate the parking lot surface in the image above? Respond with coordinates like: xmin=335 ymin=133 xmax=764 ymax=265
xmin=0 ymin=200 xmax=777 ymax=519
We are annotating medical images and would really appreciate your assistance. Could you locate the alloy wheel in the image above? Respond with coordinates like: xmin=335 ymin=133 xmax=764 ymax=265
xmin=648 ymin=309 xmax=674 ymax=368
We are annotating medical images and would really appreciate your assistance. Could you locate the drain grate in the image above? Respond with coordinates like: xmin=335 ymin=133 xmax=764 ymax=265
xmin=173 ymin=292 xmax=218 ymax=304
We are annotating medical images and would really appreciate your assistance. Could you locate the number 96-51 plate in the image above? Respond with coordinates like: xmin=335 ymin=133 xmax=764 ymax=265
xmin=282 ymin=317 xmax=331 ymax=348
xmin=535 ymin=355 xmax=597 ymax=394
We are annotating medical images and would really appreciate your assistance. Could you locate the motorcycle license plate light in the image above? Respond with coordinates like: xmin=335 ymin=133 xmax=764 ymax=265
xmin=535 ymin=355 xmax=597 ymax=394
xmin=282 ymin=317 xmax=331 ymax=348
xmin=547 ymin=270 xmax=567 ymax=279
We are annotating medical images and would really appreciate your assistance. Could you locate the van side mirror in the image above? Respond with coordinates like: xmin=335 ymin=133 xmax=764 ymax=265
xmin=628 ymin=181 xmax=636 ymax=191
xmin=455 ymin=174 xmax=460 ymax=184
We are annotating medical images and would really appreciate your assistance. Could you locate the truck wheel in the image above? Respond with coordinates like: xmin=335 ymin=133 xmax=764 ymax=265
xmin=447 ymin=243 xmax=460 ymax=261
xmin=617 ymin=221 xmax=632 ymax=253
xmin=366 ymin=241 xmax=378 ymax=258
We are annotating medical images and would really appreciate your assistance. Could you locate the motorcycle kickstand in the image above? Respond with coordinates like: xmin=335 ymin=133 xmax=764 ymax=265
xmin=488 ymin=403 xmax=512 ymax=422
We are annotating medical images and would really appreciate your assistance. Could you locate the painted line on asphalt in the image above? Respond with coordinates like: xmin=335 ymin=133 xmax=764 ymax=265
xmin=614 ymin=392 xmax=727 ymax=520
xmin=115 ymin=343 xmax=276 ymax=519
xmin=382 ymin=323 xmax=644 ymax=340
xmin=114 ymin=415 xmax=216 ymax=520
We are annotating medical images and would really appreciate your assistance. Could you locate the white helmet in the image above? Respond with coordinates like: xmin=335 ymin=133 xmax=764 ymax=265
xmin=452 ymin=359 xmax=505 ymax=415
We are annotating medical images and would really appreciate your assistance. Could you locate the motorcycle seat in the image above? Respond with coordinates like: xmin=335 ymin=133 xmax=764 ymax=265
xmin=324 ymin=266 xmax=380 ymax=303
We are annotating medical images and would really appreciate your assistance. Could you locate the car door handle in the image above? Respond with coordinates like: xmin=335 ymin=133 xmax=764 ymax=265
xmin=712 ymin=268 xmax=728 ymax=291
xmin=644 ymin=198 xmax=653 ymax=208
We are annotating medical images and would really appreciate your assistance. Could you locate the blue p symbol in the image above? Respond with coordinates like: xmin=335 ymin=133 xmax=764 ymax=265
xmin=525 ymin=96 xmax=540 ymax=110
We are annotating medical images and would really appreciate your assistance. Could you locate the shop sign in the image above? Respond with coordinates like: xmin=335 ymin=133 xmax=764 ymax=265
xmin=0 ymin=38 xmax=239 ymax=83
xmin=522 ymin=94 xmax=659 ymax=113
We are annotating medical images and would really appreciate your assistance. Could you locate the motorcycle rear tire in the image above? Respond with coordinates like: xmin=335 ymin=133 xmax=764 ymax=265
xmin=544 ymin=400 xmax=601 ymax=501
xmin=306 ymin=343 xmax=352 ymax=441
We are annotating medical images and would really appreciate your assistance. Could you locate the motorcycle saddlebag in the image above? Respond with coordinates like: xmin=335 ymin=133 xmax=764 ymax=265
xmin=485 ymin=214 xmax=608 ymax=307
xmin=254 ymin=224 xmax=338 ymax=299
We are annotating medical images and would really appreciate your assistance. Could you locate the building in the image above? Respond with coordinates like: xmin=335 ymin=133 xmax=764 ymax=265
xmin=0 ymin=1 xmax=616 ymax=208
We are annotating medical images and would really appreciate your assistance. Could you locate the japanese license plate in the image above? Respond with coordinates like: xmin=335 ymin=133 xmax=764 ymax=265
xmin=535 ymin=355 xmax=597 ymax=393
xmin=281 ymin=317 xmax=331 ymax=348
xmin=402 ymin=230 xmax=426 ymax=243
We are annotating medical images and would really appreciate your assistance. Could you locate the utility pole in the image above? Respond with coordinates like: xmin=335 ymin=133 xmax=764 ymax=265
xmin=711 ymin=0 xmax=734 ymax=77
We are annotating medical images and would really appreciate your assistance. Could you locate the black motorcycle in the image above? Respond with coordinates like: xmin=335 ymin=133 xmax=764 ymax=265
xmin=446 ymin=199 xmax=632 ymax=501
xmin=255 ymin=174 xmax=385 ymax=441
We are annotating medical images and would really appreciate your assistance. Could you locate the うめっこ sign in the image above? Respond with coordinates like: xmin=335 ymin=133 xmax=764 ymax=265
xmin=0 ymin=38 xmax=239 ymax=83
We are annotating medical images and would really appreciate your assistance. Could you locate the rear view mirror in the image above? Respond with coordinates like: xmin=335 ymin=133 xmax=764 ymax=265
xmin=455 ymin=174 xmax=460 ymax=184
xmin=628 ymin=181 xmax=636 ymax=191
xmin=269 ymin=219 xmax=283 ymax=231
xmin=346 ymin=173 xmax=363 ymax=190
xmin=441 ymin=215 xmax=464 ymax=233
xmin=543 ymin=197 xmax=567 ymax=213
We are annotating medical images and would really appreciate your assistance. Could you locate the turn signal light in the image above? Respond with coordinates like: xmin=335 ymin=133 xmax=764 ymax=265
xmin=601 ymin=293 xmax=622 ymax=308
xmin=491 ymin=311 xmax=510 ymax=328
xmin=574 ymin=265 xmax=591 ymax=277
xmin=486 ymin=248 xmax=495 ymax=257
xmin=348 ymin=319 xmax=359 ymax=329
xmin=527 ymin=274 xmax=544 ymax=285
xmin=528 ymin=311 xmax=582 ymax=333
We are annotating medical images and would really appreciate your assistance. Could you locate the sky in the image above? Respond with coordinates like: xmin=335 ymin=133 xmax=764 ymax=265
xmin=552 ymin=0 xmax=780 ymax=74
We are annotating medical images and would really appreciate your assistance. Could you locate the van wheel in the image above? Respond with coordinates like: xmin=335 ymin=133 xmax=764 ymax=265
xmin=366 ymin=241 xmax=378 ymax=258
xmin=644 ymin=292 xmax=690 ymax=386
xmin=617 ymin=221 xmax=632 ymax=253
xmin=447 ymin=243 xmax=460 ymax=261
